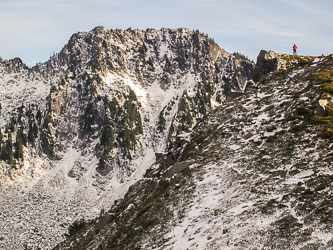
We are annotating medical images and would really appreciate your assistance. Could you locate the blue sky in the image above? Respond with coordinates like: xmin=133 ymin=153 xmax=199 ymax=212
xmin=1 ymin=0 xmax=332 ymax=67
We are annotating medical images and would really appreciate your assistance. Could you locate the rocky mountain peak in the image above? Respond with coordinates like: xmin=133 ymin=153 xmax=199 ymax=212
xmin=58 ymin=26 xmax=236 ymax=80
xmin=0 ymin=26 xmax=255 ymax=249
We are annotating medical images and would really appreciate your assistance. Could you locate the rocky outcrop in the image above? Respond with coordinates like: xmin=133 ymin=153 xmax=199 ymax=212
xmin=253 ymin=50 xmax=286 ymax=82
xmin=155 ymin=152 xmax=178 ymax=170
xmin=167 ymin=159 xmax=196 ymax=178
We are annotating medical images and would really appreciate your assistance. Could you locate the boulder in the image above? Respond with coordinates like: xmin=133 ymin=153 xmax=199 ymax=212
xmin=316 ymin=99 xmax=329 ymax=116
xmin=68 ymin=161 xmax=86 ymax=180
xmin=155 ymin=152 xmax=166 ymax=162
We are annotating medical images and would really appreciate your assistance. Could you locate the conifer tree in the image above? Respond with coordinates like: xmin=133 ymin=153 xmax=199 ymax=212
xmin=15 ymin=133 xmax=23 ymax=160
xmin=202 ymin=72 xmax=206 ymax=85
xmin=28 ymin=122 xmax=35 ymax=143
xmin=0 ymin=128 xmax=2 ymax=152
xmin=18 ymin=126 xmax=27 ymax=146
xmin=101 ymin=126 xmax=114 ymax=149
xmin=107 ymin=97 xmax=118 ymax=118
xmin=2 ymin=129 xmax=13 ymax=164
xmin=169 ymin=122 xmax=174 ymax=137
xmin=187 ymin=110 xmax=193 ymax=127
xmin=100 ymin=126 xmax=115 ymax=163
xmin=33 ymin=122 xmax=38 ymax=138
xmin=36 ymin=109 xmax=42 ymax=125
xmin=158 ymin=111 xmax=166 ymax=132
xmin=137 ymin=113 xmax=143 ymax=134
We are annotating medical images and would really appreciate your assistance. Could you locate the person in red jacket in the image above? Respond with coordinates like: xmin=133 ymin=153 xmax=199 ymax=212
xmin=293 ymin=44 xmax=297 ymax=55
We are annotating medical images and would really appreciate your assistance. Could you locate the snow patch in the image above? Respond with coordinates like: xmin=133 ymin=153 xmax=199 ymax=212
xmin=229 ymin=202 xmax=254 ymax=215
xmin=285 ymin=170 xmax=314 ymax=184
xmin=227 ymin=144 xmax=241 ymax=150
xmin=293 ymin=170 xmax=314 ymax=179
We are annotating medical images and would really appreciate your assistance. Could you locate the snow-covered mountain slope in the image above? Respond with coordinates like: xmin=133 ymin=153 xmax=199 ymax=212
xmin=55 ymin=53 xmax=333 ymax=250
xmin=0 ymin=26 xmax=253 ymax=249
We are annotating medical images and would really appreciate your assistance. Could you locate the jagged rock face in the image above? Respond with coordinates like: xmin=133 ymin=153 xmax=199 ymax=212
xmin=253 ymin=50 xmax=287 ymax=82
xmin=56 ymin=54 xmax=333 ymax=250
xmin=0 ymin=26 xmax=254 ymax=249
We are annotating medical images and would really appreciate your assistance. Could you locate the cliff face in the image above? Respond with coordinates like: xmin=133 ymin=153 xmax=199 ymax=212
xmin=0 ymin=26 xmax=254 ymax=249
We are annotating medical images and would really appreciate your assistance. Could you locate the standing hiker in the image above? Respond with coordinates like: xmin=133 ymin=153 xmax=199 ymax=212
xmin=293 ymin=44 xmax=297 ymax=55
